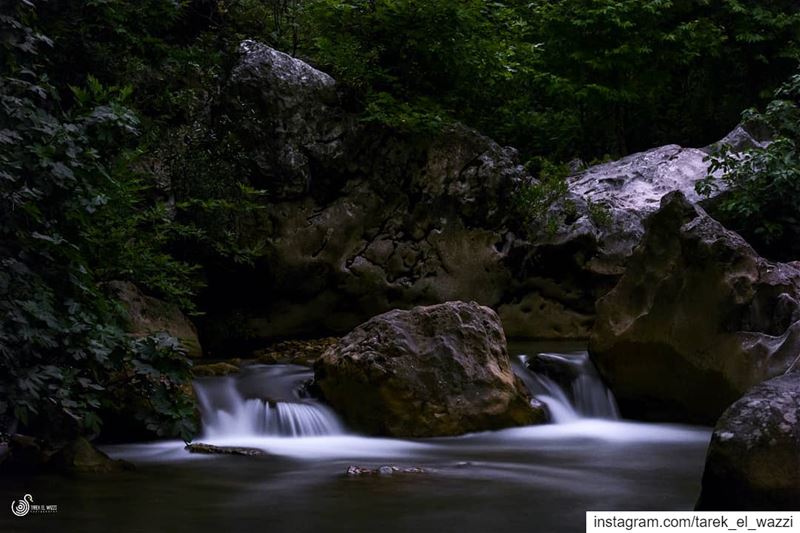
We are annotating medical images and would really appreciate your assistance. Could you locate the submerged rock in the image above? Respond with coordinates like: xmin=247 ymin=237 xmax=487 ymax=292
xmin=108 ymin=281 xmax=202 ymax=358
xmin=185 ymin=443 xmax=266 ymax=456
xmin=314 ymin=301 xmax=547 ymax=437
xmin=697 ymin=374 xmax=800 ymax=510
xmin=525 ymin=352 xmax=582 ymax=390
xmin=346 ymin=465 xmax=429 ymax=476
xmin=590 ymin=192 xmax=800 ymax=423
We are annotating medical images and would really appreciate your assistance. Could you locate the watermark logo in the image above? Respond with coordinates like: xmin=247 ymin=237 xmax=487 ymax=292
xmin=11 ymin=494 xmax=32 ymax=517
xmin=10 ymin=494 xmax=57 ymax=517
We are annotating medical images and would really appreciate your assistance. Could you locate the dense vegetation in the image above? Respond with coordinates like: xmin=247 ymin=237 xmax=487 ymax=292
xmin=2 ymin=0 xmax=799 ymax=446
xmin=1 ymin=1 xmax=200 ymax=443
xmin=699 ymin=73 xmax=800 ymax=260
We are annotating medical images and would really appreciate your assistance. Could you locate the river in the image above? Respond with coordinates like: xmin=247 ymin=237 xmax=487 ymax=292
xmin=0 ymin=341 xmax=712 ymax=533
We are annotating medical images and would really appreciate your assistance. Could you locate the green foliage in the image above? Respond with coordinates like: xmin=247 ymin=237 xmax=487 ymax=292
xmin=0 ymin=1 xmax=197 ymax=442
xmin=514 ymin=160 xmax=572 ymax=236
xmin=698 ymin=71 xmax=800 ymax=259
xmin=299 ymin=0 xmax=800 ymax=160
xmin=515 ymin=158 xmax=613 ymax=235
xmin=158 ymin=118 xmax=269 ymax=267
xmin=302 ymin=0 xmax=534 ymax=135
xmin=587 ymin=200 xmax=613 ymax=229
xmin=218 ymin=0 xmax=308 ymax=54
xmin=363 ymin=92 xmax=446 ymax=134
xmin=106 ymin=334 xmax=198 ymax=440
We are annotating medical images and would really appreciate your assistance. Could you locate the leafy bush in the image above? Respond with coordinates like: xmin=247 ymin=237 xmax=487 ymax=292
xmin=0 ymin=1 xmax=197 ymax=442
xmin=514 ymin=160 xmax=573 ymax=236
xmin=587 ymin=200 xmax=613 ymax=229
xmin=697 ymin=71 xmax=800 ymax=260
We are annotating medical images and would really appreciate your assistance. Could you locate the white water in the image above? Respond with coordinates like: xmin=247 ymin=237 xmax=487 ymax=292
xmin=512 ymin=351 xmax=620 ymax=423
xmin=106 ymin=419 xmax=709 ymax=464
xmin=194 ymin=348 xmax=621 ymax=440
xmin=194 ymin=364 xmax=344 ymax=438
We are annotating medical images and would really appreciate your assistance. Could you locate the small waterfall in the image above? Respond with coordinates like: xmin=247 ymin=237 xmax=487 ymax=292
xmin=194 ymin=364 xmax=344 ymax=438
xmin=513 ymin=360 xmax=579 ymax=423
xmin=512 ymin=351 xmax=619 ymax=423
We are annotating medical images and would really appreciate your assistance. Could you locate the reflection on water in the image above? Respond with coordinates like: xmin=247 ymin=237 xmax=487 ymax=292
xmin=0 ymin=341 xmax=712 ymax=533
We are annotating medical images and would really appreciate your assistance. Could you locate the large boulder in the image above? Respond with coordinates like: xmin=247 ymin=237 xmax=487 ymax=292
xmin=226 ymin=40 xmax=346 ymax=200
xmin=590 ymin=192 xmax=800 ymax=423
xmin=697 ymin=374 xmax=800 ymax=510
xmin=200 ymin=40 xmax=610 ymax=347
xmin=108 ymin=281 xmax=202 ymax=358
xmin=313 ymin=301 xmax=546 ymax=437
xmin=191 ymin=41 xmax=751 ymax=350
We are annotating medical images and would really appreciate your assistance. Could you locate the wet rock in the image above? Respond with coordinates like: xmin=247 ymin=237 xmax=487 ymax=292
xmin=525 ymin=353 xmax=581 ymax=390
xmin=590 ymin=192 xmax=800 ymax=423
xmin=346 ymin=465 xmax=428 ymax=477
xmin=185 ymin=443 xmax=266 ymax=456
xmin=255 ymin=338 xmax=338 ymax=366
xmin=0 ymin=434 xmax=50 ymax=474
xmin=192 ymin=361 xmax=241 ymax=377
xmin=0 ymin=435 xmax=131 ymax=474
xmin=697 ymin=374 xmax=800 ymax=510
xmin=108 ymin=281 xmax=202 ymax=358
xmin=49 ymin=437 xmax=133 ymax=473
xmin=315 ymin=301 xmax=547 ymax=437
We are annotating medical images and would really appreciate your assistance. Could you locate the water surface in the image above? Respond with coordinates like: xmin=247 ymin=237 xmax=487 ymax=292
xmin=0 ymin=341 xmax=712 ymax=533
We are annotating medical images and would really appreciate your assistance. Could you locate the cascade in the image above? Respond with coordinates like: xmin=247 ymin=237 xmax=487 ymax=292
xmin=193 ymin=364 xmax=344 ymax=438
xmin=512 ymin=351 xmax=620 ymax=423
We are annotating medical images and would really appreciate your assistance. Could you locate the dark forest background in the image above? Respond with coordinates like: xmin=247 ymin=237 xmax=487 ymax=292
xmin=2 ymin=0 xmax=799 ymax=444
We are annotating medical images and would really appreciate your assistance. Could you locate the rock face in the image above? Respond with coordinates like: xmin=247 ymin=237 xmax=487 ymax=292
xmin=314 ymin=301 xmax=546 ymax=437
xmin=590 ymin=192 xmax=800 ymax=423
xmin=108 ymin=281 xmax=202 ymax=358
xmin=195 ymin=41 xmax=750 ymax=350
xmin=564 ymin=144 xmax=718 ymax=272
xmin=228 ymin=40 xmax=343 ymax=200
xmin=206 ymin=41 xmax=567 ymax=346
xmin=697 ymin=374 xmax=800 ymax=510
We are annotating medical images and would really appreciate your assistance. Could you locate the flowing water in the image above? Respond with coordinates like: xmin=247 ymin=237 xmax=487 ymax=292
xmin=194 ymin=364 xmax=344 ymax=437
xmin=0 ymin=341 xmax=712 ymax=533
